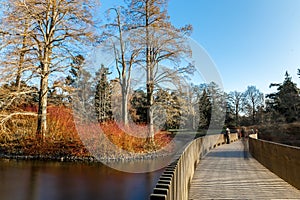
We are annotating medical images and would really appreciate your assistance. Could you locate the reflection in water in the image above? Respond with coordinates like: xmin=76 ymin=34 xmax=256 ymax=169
xmin=0 ymin=159 xmax=163 ymax=200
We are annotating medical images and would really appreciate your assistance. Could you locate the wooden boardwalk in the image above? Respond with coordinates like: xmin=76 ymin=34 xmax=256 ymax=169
xmin=189 ymin=140 xmax=300 ymax=199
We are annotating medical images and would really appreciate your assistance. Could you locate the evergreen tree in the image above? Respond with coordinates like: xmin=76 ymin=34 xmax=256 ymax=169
xmin=168 ymin=91 xmax=186 ymax=129
xmin=198 ymin=89 xmax=212 ymax=129
xmin=130 ymin=90 xmax=147 ymax=124
xmin=225 ymin=100 xmax=235 ymax=127
xmin=154 ymin=89 xmax=172 ymax=129
xmin=266 ymin=71 xmax=299 ymax=123
xmin=65 ymin=55 xmax=85 ymax=90
xmin=64 ymin=55 xmax=95 ymax=121
xmin=207 ymin=82 xmax=226 ymax=129
xmin=94 ymin=65 xmax=112 ymax=123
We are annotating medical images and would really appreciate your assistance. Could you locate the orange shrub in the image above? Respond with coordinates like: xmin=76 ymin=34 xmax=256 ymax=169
xmin=100 ymin=121 xmax=173 ymax=153
xmin=1 ymin=105 xmax=173 ymax=158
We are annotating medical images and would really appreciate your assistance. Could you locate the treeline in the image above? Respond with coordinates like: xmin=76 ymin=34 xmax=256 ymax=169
xmin=0 ymin=0 xmax=299 ymax=147
xmin=226 ymin=71 xmax=300 ymax=127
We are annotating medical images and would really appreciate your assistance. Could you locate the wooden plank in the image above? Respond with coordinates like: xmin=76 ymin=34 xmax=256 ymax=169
xmin=188 ymin=141 xmax=300 ymax=199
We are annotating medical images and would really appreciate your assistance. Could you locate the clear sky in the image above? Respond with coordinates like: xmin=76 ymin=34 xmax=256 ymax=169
xmin=99 ymin=0 xmax=300 ymax=95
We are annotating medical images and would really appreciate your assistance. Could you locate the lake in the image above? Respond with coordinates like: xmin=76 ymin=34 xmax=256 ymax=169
xmin=0 ymin=159 xmax=164 ymax=200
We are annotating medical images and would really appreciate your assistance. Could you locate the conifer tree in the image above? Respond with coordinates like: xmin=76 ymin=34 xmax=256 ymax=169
xmin=95 ymin=66 xmax=112 ymax=123
xmin=130 ymin=90 xmax=147 ymax=124
xmin=198 ymin=89 xmax=212 ymax=130
xmin=267 ymin=72 xmax=300 ymax=123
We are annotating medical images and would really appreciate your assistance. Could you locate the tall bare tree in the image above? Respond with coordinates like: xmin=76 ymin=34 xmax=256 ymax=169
xmin=1 ymin=0 xmax=99 ymax=141
xmin=0 ymin=2 xmax=37 ymax=101
xmin=228 ymin=91 xmax=243 ymax=126
xmin=243 ymin=86 xmax=264 ymax=124
xmin=127 ymin=0 xmax=192 ymax=142
xmin=104 ymin=7 xmax=140 ymax=125
xmin=0 ymin=4 xmax=39 ymax=130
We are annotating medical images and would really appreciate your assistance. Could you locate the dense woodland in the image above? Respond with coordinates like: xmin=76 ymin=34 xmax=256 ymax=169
xmin=0 ymin=0 xmax=299 ymax=159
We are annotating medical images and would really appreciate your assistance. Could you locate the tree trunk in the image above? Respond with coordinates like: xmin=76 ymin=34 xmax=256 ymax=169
xmin=146 ymin=63 xmax=155 ymax=143
xmin=16 ymin=46 xmax=25 ymax=90
xmin=145 ymin=3 xmax=155 ymax=143
xmin=235 ymin=104 xmax=239 ymax=126
xmin=15 ymin=22 xmax=29 ymax=90
xmin=36 ymin=54 xmax=49 ymax=142
xmin=37 ymin=73 xmax=48 ymax=142
xmin=252 ymin=101 xmax=255 ymax=124
xmin=146 ymin=83 xmax=154 ymax=142
xmin=121 ymin=85 xmax=128 ymax=126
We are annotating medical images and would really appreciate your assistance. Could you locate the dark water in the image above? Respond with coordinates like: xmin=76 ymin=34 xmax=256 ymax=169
xmin=0 ymin=159 xmax=163 ymax=200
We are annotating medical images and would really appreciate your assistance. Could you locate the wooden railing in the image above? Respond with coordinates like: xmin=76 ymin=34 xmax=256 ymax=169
xmin=249 ymin=136 xmax=300 ymax=190
xmin=149 ymin=133 xmax=238 ymax=200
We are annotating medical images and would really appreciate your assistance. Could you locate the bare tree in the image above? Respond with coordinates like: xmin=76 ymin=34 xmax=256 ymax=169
xmin=127 ymin=0 xmax=192 ymax=142
xmin=243 ymin=86 xmax=264 ymax=124
xmin=1 ymin=0 xmax=99 ymax=141
xmin=228 ymin=91 xmax=243 ymax=126
xmin=0 ymin=3 xmax=37 ymax=108
xmin=0 ymin=9 xmax=38 ymax=132
xmin=104 ymin=7 xmax=140 ymax=125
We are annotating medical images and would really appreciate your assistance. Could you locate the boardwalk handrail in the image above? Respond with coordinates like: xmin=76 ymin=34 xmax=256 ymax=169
xmin=249 ymin=136 xmax=300 ymax=190
xmin=150 ymin=133 xmax=238 ymax=200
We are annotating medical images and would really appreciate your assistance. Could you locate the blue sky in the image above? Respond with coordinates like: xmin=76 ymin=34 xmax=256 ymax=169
xmin=99 ymin=0 xmax=300 ymax=94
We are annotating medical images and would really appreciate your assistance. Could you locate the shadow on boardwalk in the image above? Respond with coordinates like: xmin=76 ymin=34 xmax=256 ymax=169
xmin=189 ymin=140 xmax=300 ymax=199
xmin=207 ymin=138 xmax=250 ymax=159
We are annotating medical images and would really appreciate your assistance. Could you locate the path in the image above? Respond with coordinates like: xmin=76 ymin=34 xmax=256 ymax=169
xmin=189 ymin=140 xmax=300 ymax=199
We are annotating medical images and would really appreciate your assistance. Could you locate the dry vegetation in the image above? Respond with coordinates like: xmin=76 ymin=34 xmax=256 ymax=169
xmin=0 ymin=106 xmax=173 ymax=161
xmin=249 ymin=122 xmax=300 ymax=147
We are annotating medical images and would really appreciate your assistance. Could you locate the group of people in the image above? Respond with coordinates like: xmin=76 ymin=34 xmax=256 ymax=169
xmin=223 ymin=127 xmax=258 ymax=144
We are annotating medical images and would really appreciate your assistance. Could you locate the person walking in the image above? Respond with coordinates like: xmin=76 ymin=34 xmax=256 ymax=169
xmin=225 ymin=128 xmax=230 ymax=144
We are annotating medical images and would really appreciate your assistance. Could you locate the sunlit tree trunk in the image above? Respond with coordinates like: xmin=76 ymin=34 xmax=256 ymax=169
xmin=145 ymin=3 xmax=155 ymax=142
xmin=121 ymin=85 xmax=129 ymax=125
xmin=37 ymin=60 xmax=49 ymax=141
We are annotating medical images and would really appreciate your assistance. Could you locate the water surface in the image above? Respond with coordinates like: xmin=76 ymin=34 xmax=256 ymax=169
xmin=0 ymin=159 xmax=163 ymax=200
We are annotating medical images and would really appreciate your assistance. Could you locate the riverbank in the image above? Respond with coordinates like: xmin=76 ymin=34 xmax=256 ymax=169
xmin=0 ymin=137 xmax=175 ymax=163
xmin=0 ymin=106 xmax=175 ymax=163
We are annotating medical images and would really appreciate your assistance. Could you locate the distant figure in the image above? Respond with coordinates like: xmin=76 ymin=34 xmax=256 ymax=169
xmin=241 ymin=127 xmax=245 ymax=138
xmin=237 ymin=128 xmax=241 ymax=139
xmin=242 ymin=128 xmax=249 ymax=159
xmin=225 ymin=128 xmax=230 ymax=144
